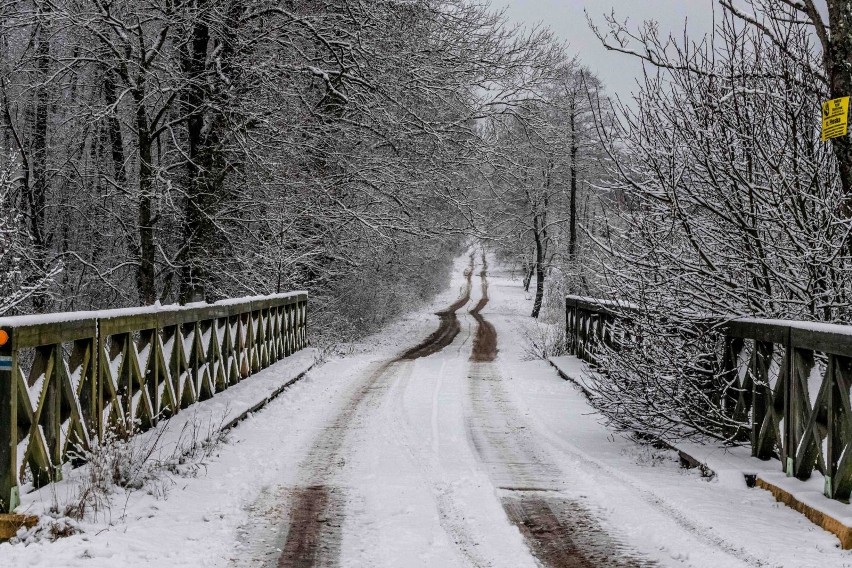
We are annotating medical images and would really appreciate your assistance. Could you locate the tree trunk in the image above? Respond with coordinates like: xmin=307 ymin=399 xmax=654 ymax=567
xmin=27 ymin=4 xmax=51 ymax=312
xmin=179 ymin=0 xmax=244 ymax=304
xmin=824 ymin=2 xmax=852 ymax=212
xmin=531 ymin=166 xmax=550 ymax=318
xmin=179 ymin=15 xmax=212 ymax=305
xmin=103 ymin=70 xmax=140 ymax=277
xmin=531 ymin=219 xmax=546 ymax=319
xmin=568 ymin=101 xmax=578 ymax=261
xmin=523 ymin=260 xmax=534 ymax=292
xmin=132 ymin=85 xmax=157 ymax=305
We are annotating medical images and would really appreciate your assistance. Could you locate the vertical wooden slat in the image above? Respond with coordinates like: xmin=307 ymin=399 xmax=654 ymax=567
xmin=295 ymin=303 xmax=302 ymax=350
xmin=570 ymin=302 xmax=576 ymax=354
xmin=227 ymin=316 xmax=238 ymax=385
xmin=783 ymin=329 xmax=794 ymax=475
xmin=827 ymin=354 xmax=836 ymax=497
xmin=283 ymin=305 xmax=291 ymax=357
xmin=97 ymin=324 xmax=106 ymax=442
xmin=43 ymin=346 xmax=61 ymax=481
xmin=140 ymin=329 xmax=159 ymax=424
xmin=238 ymin=313 xmax=248 ymax=378
xmin=298 ymin=302 xmax=305 ymax=350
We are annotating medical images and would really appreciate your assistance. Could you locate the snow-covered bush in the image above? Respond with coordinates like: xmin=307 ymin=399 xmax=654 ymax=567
xmin=61 ymin=426 xmax=167 ymax=522
xmin=522 ymin=321 xmax=569 ymax=360
xmin=586 ymin=5 xmax=844 ymax=443
xmin=584 ymin=312 xmax=739 ymax=442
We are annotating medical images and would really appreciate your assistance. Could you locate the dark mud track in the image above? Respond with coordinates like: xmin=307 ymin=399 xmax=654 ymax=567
xmin=468 ymin=261 xmax=655 ymax=568
xmin=274 ymin=251 xmax=655 ymax=568
xmin=399 ymin=254 xmax=474 ymax=360
xmin=276 ymin=258 xmax=477 ymax=568
xmin=502 ymin=496 xmax=654 ymax=568
xmin=469 ymin=258 xmax=497 ymax=363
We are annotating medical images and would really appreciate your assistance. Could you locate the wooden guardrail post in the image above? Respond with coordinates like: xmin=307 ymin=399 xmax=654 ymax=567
xmin=782 ymin=329 xmax=794 ymax=477
xmin=828 ymin=353 xmax=852 ymax=499
xmin=0 ymin=326 xmax=16 ymax=513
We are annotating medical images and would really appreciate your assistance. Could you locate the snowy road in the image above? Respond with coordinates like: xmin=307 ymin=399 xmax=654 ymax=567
xmin=4 ymin=249 xmax=852 ymax=567
xmin=232 ymin=250 xmax=852 ymax=568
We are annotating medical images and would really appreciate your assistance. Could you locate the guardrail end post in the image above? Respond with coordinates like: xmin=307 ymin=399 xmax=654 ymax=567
xmin=0 ymin=327 xmax=16 ymax=513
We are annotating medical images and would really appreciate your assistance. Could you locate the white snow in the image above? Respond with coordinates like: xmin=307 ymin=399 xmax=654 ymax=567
xmin=0 ymin=291 xmax=307 ymax=329
xmin=566 ymin=294 xmax=639 ymax=310
xmin=3 ymin=251 xmax=852 ymax=567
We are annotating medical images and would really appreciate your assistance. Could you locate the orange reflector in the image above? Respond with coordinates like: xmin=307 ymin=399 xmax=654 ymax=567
xmin=0 ymin=330 xmax=8 ymax=346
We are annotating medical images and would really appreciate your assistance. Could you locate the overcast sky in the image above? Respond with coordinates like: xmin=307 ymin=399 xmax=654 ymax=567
xmin=496 ymin=0 xmax=718 ymax=99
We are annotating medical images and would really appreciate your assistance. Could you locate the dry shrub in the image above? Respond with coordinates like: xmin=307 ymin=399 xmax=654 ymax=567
xmin=522 ymin=321 xmax=568 ymax=360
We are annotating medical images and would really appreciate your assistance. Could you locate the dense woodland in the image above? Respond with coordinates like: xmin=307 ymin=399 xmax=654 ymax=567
xmin=6 ymin=0 xmax=852 ymax=444
xmin=0 ymin=0 xmax=570 ymax=341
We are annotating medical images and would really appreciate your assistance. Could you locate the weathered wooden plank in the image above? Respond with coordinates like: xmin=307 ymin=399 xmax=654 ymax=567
xmin=8 ymin=320 xmax=97 ymax=350
xmin=723 ymin=320 xmax=790 ymax=344
xmin=791 ymin=327 xmax=852 ymax=358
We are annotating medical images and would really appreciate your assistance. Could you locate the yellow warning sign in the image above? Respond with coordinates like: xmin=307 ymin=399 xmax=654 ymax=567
xmin=822 ymin=97 xmax=849 ymax=141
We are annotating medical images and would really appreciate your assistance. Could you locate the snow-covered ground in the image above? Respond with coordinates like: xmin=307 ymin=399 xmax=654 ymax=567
xmin=2 ymin=249 xmax=851 ymax=567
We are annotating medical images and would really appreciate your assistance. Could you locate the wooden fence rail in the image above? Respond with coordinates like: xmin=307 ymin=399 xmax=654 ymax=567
xmin=0 ymin=292 xmax=308 ymax=513
xmin=565 ymin=296 xmax=638 ymax=365
xmin=566 ymin=295 xmax=852 ymax=503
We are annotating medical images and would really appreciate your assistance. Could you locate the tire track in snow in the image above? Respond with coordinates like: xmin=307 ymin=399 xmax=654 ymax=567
xmin=466 ymin=258 xmax=658 ymax=568
xmin=467 ymin=361 xmax=656 ymax=568
xmin=275 ymin=360 xmax=391 ymax=567
xmin=274 ymin=256 xmax=477 ymax=568
xmin=509 ymin=387 xmax=772 ymax=568
xmin=400 ymin=252 xmax=474 ymax=360
xmin=469 ymin=256 xmax=497 ymax=363
xmin=383 ymin=352 xmax=496 ymax=568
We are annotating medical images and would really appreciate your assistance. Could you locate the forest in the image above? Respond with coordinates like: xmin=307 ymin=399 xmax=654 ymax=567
xmin=4 ymin=0 xmax=852 ymax=442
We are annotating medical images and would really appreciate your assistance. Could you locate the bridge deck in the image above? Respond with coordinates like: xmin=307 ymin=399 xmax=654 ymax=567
xmin=3 ymin=251 xmax=848 ymax=567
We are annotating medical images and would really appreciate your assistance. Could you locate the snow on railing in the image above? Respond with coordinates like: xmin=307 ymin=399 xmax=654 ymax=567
xmin=0 ymin=292 xmax=308 ymax=513
xmin=567 ymin=296 xmax=852 ymax=503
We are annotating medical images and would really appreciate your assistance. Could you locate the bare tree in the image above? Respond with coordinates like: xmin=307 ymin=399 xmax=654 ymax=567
xmin=483 ymin=60 xmax=609 ymax=318
xmin=584 ymin=3 xmax=849 ymax=441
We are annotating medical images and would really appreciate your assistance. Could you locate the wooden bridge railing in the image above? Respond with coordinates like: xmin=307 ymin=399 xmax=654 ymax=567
xmin=565 ymin=295 xmax=638 ymax=364
xmin=566 ymin=295 xmax=852 ymax=502
xmin=0 ymin=292 xmax=308 ymax=513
